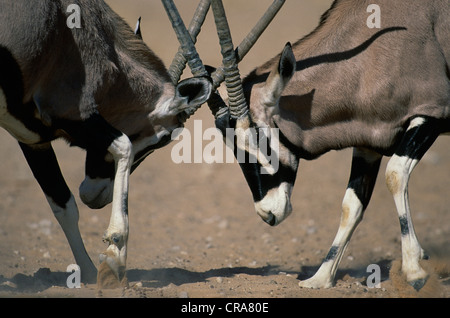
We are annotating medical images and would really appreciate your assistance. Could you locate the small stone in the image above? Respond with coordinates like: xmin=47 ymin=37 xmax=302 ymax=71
xmin=179 ymin=291 xmax=189 ymax=298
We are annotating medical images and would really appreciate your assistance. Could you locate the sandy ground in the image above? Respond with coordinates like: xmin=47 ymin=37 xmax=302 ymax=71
xmin=0 ymin=0 xmax=449 ymax=300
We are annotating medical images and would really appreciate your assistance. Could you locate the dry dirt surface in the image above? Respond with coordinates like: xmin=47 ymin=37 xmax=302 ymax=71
xmin=0 ymin=0 xmax=449 ymax=302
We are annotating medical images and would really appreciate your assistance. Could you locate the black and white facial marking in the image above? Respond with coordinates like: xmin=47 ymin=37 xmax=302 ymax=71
xmin=217 ymin=115 xmax=300 ymax=226
xmin=217 ymin=43 xmax=299 ymax=227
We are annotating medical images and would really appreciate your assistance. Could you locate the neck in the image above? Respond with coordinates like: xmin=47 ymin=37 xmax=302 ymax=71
xmin=98 ymin=13 xmax=175 ymax=132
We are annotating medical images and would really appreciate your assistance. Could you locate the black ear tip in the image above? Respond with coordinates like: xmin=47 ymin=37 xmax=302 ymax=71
xmin=279 ymin=42 xmax=296 ymax=78
xmin=283 ymin=42 xmax=294 ymax=56
xmin=135 ymin=16 xmax=142 ymax=39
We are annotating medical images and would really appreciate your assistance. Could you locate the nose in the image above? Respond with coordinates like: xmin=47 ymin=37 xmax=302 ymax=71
xmin=259 ymin=211 xmax=277 ymax=226
xmin=254 ymin=183 xmax=293 ymax=226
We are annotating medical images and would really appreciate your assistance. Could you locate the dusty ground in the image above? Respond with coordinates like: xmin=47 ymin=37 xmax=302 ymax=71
xmin=0 ymin=0 xmax=449 ymax=300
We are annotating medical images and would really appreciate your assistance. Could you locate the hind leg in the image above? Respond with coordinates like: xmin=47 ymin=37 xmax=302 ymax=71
xmin=20 ymin=142 xmax=97 ymax=283
xmin=385 ymin=117 xmax=440 ymax=290
xmin=299 ymin=148 xmax=382 ymax=288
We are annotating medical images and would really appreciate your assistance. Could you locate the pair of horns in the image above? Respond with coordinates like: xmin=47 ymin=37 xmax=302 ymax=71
xmin=162 ymin=0 xmax=285 ymax=120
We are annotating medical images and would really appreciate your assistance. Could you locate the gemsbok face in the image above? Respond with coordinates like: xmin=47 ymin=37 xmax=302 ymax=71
xmin=213 ymin=45 xmax=300 ymax=227
xmin=164 ymin=0 xmax=293 ymax=226
xmin=235 ymin=43 xmax=299 ymax=227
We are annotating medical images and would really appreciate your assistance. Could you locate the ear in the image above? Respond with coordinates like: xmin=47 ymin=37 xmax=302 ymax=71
xmin=264 ymin=42 xmax=296 ymax=106
xmin=134 ymin=17 xmax=142 ymax=39
xmin=174 ymin=76 xmax=213 ymax=108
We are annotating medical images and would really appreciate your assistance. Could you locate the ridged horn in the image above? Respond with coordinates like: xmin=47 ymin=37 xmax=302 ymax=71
xmin=167 ymin=0 xmax=211 ymax=84
xmin=162 ymin=0 xmax=228 ymax=119
xmin=162 ymin=0 xmax=209 ymax=84
xmin=211 ymin=0 xmax=248 ymax=120
xmin=210 ymin=0 xmax=286 ymax=89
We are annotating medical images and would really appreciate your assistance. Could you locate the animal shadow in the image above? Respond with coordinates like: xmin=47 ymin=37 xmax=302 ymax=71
xmin=126 ymin=265 xmax=279 ymax=288
xmin=0 ymin=268 xmax=68 ymax=293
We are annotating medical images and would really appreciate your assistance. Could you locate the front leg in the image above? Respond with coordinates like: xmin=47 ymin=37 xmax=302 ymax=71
xmin=98 ymin=133 xmax=133 ymax=288
xmin=63 ymin=114 xmax=133 ymax=288
xmin=299 ymin=148 xmax=382 ymax=288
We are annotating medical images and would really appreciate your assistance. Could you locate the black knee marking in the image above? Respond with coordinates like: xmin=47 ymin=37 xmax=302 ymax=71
xmin=392 ymin=117 xmax=441 ymax=237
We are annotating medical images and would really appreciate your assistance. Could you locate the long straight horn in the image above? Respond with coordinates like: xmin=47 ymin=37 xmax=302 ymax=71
xmin=211 ymin=0 xmax=248 ymax=120
xmin=167 ymin=0 xmax=211 ymax=83
xmin=162 ymin=0 xmax=209 ymax=84
xmin=210 ymin=0 xmax=285 ymax=89
xmin=162 ymin=0 xmax=229 ymax=119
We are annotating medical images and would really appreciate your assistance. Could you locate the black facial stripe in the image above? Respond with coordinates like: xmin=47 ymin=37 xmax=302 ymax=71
xmin=238 ymin=152 xmax=298 ymax=202
xmin=231 ymin=120 xmax=301 ymax=203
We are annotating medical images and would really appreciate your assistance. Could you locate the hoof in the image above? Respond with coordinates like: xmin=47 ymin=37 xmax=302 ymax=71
xmin=409 ymin=277 xmax=428 ymax=291
xmin=298 ymin=277 xmax=333 ymax=289
xmin=97 ymin=250 xmax=128 ymax=289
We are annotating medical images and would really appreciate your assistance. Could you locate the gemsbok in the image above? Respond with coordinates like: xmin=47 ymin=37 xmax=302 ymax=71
xmin=0 ymin=0 xmax=284 ymax=287
xmin=0 ymin=0 xmax=217 ymax=286
xmin=169 ymin=0 xmax=449 ymax=290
